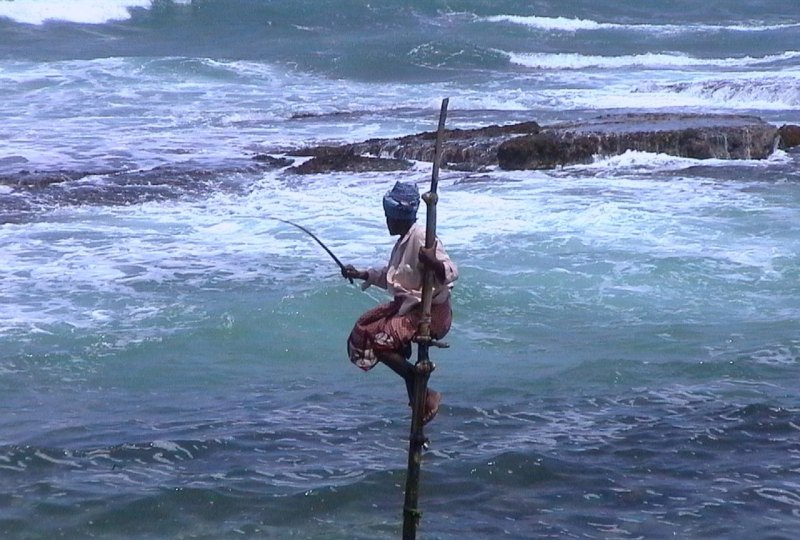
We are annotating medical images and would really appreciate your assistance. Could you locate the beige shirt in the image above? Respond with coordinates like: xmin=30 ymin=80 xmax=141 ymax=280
xmin=362 ymin=222 xmax=458 ymax=315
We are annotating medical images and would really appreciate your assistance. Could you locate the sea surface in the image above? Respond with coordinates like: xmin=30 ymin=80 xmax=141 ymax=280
xmin=2 ymin=1 xmax=800 ymax=539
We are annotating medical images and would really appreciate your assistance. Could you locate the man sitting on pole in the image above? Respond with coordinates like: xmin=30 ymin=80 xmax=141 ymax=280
xmin=342 ymin=181 xmax=458 ymax=425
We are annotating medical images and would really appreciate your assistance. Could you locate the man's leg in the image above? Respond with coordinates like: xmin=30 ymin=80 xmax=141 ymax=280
xmin=379 ymin=351 xmax=441 ymax=424
xmin=378 ymin=351 xmax=415 ymax=402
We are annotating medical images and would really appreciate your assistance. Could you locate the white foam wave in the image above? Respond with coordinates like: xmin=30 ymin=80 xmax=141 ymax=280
xmin=0 ymin=171 xmax=399 ymax=340
xmin=554 ymin=69 xmax=800 ymax=112
xmin=648 ymin=76 xmax=800 ymax=109
xmin=0 ymin=56 xmax=463 ymax=171
xmin=4 ymin=53 xmax=788 ymax=177
xmin=572 ymin=149 xmax=794 ymax=176
xmin=484 ymin=14 xmax=800 ymax=34
xmin=0 ymin=0 xmax=157 ymax=25
xmin=504 ymin=50 xmax=800 ymax=70
xmin=580 ymin=150 xmax=702 ymax=172
xmin=3 ymin=156 xmax=799 ymax=346
xmin=484 ymin=15 xmax=616 ymax=32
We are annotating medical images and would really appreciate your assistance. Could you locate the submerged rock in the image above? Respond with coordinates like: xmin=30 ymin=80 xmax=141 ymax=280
xmin=251 ymin=154 xmax=295 ymax=168
xmin=0 ymin=169 xmax=113 ymax=188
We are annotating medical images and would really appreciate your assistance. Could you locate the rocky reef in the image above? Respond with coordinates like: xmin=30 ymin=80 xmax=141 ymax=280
xmin=285 ymin=113 xmax=796 ymax=174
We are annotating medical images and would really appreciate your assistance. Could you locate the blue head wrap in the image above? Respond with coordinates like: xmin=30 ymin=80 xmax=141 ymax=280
xmin=383 ymin=181 xmax=420 ymax=221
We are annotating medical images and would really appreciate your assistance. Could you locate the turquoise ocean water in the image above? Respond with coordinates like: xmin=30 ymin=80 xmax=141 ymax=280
xmin=2 ymin=1 xmax=800 ymax=538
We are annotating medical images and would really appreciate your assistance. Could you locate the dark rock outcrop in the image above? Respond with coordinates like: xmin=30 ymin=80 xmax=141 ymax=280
xmin=289 ymin=121 xmax=541 ymax=174
xmin=288 ymin=113 xmax=780 ymax=173
xmin=348 ymin=121 xmax=541 ymax=171
xmin=1 ymin=155 xmax=295 ymax=192
xmin=498 ymin=113 xmax=778 ymax=170
xmin=251 ymin=154 xmax=295 ymax=168
xmin=0 ymin=169 xmax=117 ymax=189
xmin=289 ymin=147 xmax=412 ymax=174
xmin=778 ymin=124 xmax=800 ymax=149
xmin=497 ymin=133 xmax=597 ymax=170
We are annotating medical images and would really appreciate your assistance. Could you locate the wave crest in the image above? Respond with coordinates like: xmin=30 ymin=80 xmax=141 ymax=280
xmin=483 ymin=14 xmax=800 ymax=34
xmin=505 ymin=50 xmax=800 ymax=70
xmin=652 ymin=77 xmax=800 ymax=109
xmin=0 ymin=0 xmax=157 ymax=25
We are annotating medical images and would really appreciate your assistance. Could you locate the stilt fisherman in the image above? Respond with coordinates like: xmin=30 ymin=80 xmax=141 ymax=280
xmin=342 ymin=181 xmax=458 ymax=425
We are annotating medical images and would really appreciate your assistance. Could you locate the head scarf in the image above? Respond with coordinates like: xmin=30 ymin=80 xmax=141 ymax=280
xmin=382 ymin=181 xmax=420 ymax=221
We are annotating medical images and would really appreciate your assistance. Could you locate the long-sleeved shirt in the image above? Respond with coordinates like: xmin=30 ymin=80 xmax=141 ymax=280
xmin=362 ymin=222 xmax=458 ymax=315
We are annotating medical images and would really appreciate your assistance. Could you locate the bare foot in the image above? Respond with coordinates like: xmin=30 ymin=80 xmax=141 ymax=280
xmin=423 ymin=389 xmax=442 ymax=425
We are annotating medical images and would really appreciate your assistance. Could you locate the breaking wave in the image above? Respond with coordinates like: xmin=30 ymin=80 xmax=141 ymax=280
xmin=504 ymin=50 xmax=800 ymax=70
xmin=0 ymin=0 xmax=161 ymax=25
xmin=483 ymin=14 xmax=800 ymax=34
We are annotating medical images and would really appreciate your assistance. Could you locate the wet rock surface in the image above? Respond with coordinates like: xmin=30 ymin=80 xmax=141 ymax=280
xmin=778 ymin=124 xmax=800 ymax=149
xmin=290 ymin=121 xmax=541 ymax=174
xmin=287 ymin=146 xmax=412 ymax=174
xmin=290 ymin=113 xmax=780 ymax=173
xmin=0 ymin=157 xmax=292 ymax=223
xmin=499 ymin=113 xmax=779 ymax=170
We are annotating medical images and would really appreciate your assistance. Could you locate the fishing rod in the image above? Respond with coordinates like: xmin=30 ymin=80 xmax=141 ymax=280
xmin=271 ymin=217 xmax=353 ymax=284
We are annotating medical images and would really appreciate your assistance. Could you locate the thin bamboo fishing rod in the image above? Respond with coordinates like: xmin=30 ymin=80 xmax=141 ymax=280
xmin=269 ymin=217 xmax=353 ymax=284
xmin=402 ymin=97 xmax=449 ymax=540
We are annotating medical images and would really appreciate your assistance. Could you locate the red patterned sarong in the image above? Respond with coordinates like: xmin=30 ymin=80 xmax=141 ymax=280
xmin=347 ymin=297 xmax=452 ymax=371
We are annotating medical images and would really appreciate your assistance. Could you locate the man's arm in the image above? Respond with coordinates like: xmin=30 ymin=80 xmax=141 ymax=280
xmin=342 ymin=264 xmax=389 ymax=290
xmin=341 ymin=264 xmax=368 ymax=281
xmin=418 ymin=245 xmax=451 ymax=283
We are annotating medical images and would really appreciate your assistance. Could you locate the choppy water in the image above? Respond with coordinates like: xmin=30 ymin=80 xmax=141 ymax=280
xmin=2 ymin=1 xmax=800 ymax=538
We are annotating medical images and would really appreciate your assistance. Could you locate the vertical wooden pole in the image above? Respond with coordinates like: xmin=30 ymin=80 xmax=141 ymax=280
xmin=402 ymin=97 xmax=449 ymax=540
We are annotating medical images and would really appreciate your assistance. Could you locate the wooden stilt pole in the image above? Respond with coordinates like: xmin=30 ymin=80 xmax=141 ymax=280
xmin=402 ymin=97 xmax=449 ymax=540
